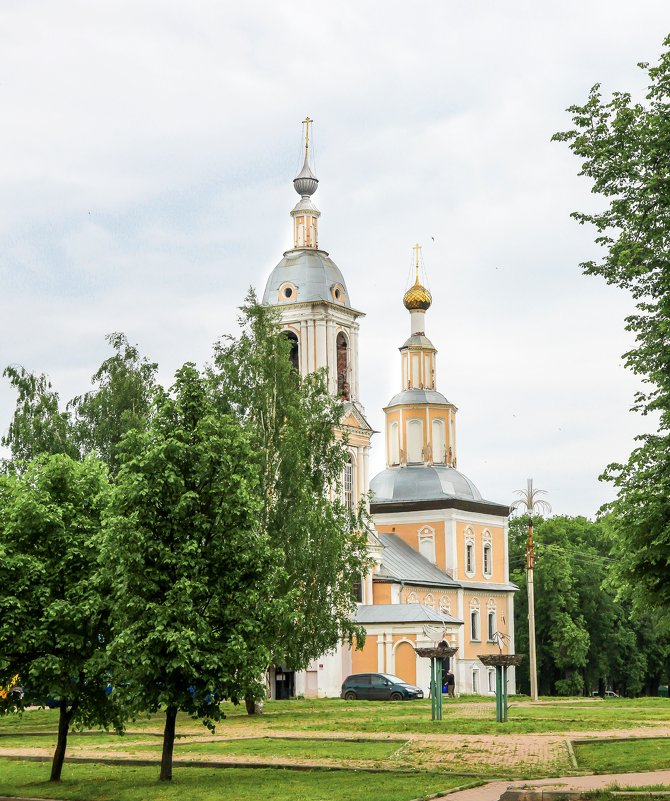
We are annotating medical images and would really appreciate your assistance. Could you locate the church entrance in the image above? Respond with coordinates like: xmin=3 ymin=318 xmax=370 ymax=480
xmin=274 ymin=668 xmax=295 ymax=700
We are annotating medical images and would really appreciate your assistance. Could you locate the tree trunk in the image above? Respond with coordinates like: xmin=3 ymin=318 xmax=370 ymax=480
xmin=50 ymin=700 xmax=71 ymax=782
xmin=245 ymin=694 xmax=263 ymax=715
xmin=159 ymin=706 xmax=178 ymax=781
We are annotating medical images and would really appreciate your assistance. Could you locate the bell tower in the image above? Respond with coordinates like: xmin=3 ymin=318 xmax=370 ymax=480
xmin=262 ymin=119 xmax=374 ymax=509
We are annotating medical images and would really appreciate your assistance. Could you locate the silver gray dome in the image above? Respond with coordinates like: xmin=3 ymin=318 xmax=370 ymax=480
xmin=386 ymin=389 xmax=452 ymax=408
xmin=293 ymin=158 xmax=318 ymax=197
xmin=370 ymin=465 xmax=482 ymax=504
xmin=262 ymin=248 xmax=351 ymax=308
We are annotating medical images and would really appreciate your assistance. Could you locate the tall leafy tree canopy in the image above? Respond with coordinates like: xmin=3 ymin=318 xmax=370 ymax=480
xmin=103 ymin=362 xmax=275 ymax=780
xmin=510 ymin=515 xmax=670 ymax=696
xmin=211 ymin=293 xmax=371 ymax=673
xmin=0 ymin=454 xmax=119 ymax=781
xmin=2 ymin=333 xmax=156 ymax=475
xmin=553 ymin=37 xmax=670 ymax=607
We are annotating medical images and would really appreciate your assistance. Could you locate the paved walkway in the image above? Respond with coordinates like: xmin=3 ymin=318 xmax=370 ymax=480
xmin=442 ymin=769 xmax=670 ymax=800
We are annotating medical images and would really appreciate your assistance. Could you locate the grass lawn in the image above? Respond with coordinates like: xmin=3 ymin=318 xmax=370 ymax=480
xmin=574 ymin=737 xmax=670 ymax=773
xmin=5 ymin=697 xmax=670 ymax=737
xmin=0 ymin=760 xmax=474 ymax=801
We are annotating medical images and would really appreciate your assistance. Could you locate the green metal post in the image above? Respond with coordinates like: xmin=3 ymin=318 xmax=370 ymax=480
xmin=495 ymin=665 xmax=502 ymax=722
xmin=430 ymin=659 xmax=436 ymax=720
xmin=436 ymin=659 xmax=443 ymax=720
xmin=503 ymin=666 xmax=509 ymax=722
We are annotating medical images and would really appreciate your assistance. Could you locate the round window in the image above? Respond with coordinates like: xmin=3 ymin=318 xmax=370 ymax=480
xmin=334 ymin=288 xmax=341 ymax=299
xmin=284 ymin=287 xmax=293 ymax=298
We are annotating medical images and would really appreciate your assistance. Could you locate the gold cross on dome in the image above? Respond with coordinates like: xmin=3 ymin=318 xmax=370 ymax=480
xmin=413 ymin=243 xmax=421 ymax=282
xmin=302 ymin=116 xmax=313 ymax=157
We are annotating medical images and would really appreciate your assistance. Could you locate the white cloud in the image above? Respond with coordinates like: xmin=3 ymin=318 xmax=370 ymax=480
xmin=0 ymin=0 xmax=666 ymax=516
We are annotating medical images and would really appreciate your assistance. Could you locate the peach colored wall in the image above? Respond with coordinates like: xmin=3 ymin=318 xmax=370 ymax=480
xmin=462 ymin=593 xmax=513 ymax=659
xmin=377 ymin=521 xmax=445 ymax=572
xmin=352 ymin=634 xmax=378 ymax=674
xmin=373 ymin=583 xmax=393 ymax=605
xmin=394 ymin=641 xmax=417 ymax=685
xmin=455 ymin=521 xmax=504 ymax=582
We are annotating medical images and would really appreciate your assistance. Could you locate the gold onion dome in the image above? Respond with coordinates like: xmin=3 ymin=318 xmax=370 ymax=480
xmin=403 ymin=279 xmax=432 ymax=311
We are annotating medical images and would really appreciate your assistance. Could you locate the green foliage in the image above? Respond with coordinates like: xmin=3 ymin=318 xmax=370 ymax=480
xmin=1 ymin=367 xmax=79 ymax=466
xmin=103 ymin=362 xmax=275 ymax=776
xmin=510 ymin=515 xmax=670 ymax=696
xmin=553 ymin=37 xmax=670 ymax=611
xmin=2 ymin=334 xmax=156 ymax=476
xmin=0 ymin=453 xmax=121 ymax=778
xmin=211 ymin=292 xmax=371 ymax=671
xmin=69 ymin=333 xmax=158 ymax=475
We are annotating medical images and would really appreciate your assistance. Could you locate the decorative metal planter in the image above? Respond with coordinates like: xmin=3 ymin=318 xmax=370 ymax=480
xmin=478 ymin=654 xmax=525 ymax=722
xmin=415 ymin=641 xmax=458 ymax=721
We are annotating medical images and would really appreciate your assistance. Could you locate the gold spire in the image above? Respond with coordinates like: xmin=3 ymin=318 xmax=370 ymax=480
xmin=403 ymin=243 xmax=432 ymax=311
xmin=302 ymin=116 xmax=313 ymax=159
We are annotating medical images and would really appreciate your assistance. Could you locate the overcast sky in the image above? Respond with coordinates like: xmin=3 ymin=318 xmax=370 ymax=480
xmin=0 ymin=2 xmax=667 ymax=517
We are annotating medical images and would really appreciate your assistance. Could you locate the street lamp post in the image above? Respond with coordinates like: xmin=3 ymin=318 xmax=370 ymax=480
xmin=511 ymin=479 xmax=551 ymax=702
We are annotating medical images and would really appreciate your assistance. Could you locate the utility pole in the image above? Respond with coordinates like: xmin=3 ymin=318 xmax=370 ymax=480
xmin=512 ymin=479 xmax=551 ymax=702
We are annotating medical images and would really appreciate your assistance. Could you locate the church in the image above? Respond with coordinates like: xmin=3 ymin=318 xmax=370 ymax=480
xmin=262 ymin=122 xmax=517 ymax=698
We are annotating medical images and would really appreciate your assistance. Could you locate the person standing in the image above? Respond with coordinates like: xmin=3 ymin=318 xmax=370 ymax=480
xmin=446 ymin=671 xmax=456 ymax=698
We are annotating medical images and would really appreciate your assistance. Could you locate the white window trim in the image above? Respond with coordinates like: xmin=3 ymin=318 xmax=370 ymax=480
xmin=487 ymin=609 xmax=496 ymax=642
xmin=482 ymin=531 xmax=492 ymax=579
xmin=465 ymin=537 xmax=476 ymax=577
xmin=470 ymin=607 xmax=481 ymax=642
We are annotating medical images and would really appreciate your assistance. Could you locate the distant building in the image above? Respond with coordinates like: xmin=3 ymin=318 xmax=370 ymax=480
xmin=262 ymin=123 xmax=516 ymax=698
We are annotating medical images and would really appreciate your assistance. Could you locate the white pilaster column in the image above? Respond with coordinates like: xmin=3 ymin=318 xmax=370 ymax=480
xmin=300 ymin=320 xmax=308 ymax=377
xmin=365 ymin=571 xmax=373 ymax=605
xmin=326 ymin=318 xmax=336 ymax=394
xmin=350 ymin=324 xmax=359 ymax=401
xmin=363 ymin=446 xmax=370 ymax=501
xmin=356 ymin=446 xmax=364 ymax=500
xmin=316 ymin=318 xmax=327 ymax=370
xmin=377 ymin=635 xmax=385 ymax=672
xmin=385 ymin=633 xmax=393 ymax=674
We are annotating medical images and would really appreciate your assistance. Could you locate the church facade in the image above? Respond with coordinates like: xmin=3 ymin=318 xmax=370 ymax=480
xmin=262 ymin=125 xmax=516 ymax=698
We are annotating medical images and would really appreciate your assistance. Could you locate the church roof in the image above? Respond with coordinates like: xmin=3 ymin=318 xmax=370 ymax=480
xmin=356 ymin=603 xmax=462 ymax=625
xmin=375 ymin=533 xmax=460 ymax=588
xmin=385 ymin=388 xmax=452 ymax=408
xmin=262 ymin=248 xmax=353 ymax=308
xmin=371 ymin=465 xmax=483 ymax=504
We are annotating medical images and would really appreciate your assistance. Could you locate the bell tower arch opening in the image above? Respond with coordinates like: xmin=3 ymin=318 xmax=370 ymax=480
xmin=337 ymin=332 xmax=350 ymax=399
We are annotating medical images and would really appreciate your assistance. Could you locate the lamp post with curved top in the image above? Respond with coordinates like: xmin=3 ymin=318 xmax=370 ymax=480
xmin=511 ymin=479 xmax=551 ymax=702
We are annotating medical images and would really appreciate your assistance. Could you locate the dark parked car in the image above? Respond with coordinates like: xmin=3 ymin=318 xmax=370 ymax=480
xmin=341 ymin=673 xmax=424 ymax=701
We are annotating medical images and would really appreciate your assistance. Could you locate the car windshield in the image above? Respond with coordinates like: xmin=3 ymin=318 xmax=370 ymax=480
xmin=380 ymin=674 xmax=408 ymax=685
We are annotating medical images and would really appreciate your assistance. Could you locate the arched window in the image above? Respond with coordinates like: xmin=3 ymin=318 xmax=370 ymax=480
xmin=432 ymin=419 xmax=446 ymax=464
xmin=483 ymin=542 xmax=492 ymax=576
xmin=487 ymin=609 xmax=496 ymax=642
xmin=424 ymin=593 xmax=434 ymax=609
xmin=472 ymin=668 xmax=480 ymax=694
xmin=389 ymin=421 xmax=400 ymax=466
xmin=285 ymin=331 xmax=299 ymax=371
xmin=406 ymin=419 xmax=423 ymax=463
xmin=343 ymin=455 xmax=354 ymax=510
xmin=488 ymin=669 xmax=495 ymax=693
xmin=470 ymin=599 xmax=481 ymax=642
xmin=336 ymin=332 xmax=349 ymax=399
xmin=465 ymin=528 xmax=476 ymax=576
xmin=418 ymin=526 xmax=435 ymax=564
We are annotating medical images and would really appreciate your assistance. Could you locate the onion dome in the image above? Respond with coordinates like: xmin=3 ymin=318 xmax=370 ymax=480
xmin=293 ymin=158 xmax=318 ymax=197
xmin=403 ymin=279 xmax=432 ymax=311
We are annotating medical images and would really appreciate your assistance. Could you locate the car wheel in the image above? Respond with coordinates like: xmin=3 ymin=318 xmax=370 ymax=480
xmin=344 ymin=691 xmax=357 ymax=701
xmin=390 ymin=692 xmax=403 ymax=701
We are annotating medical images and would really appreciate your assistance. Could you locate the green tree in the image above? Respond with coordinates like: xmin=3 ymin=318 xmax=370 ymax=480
xmin=1 ymin=367 xmax=78 ymax=467
xmin=2 ymin=334 xmax=156 ymax=475
xmin=553 ymin=36 xmax=670 ymax=609
xmin=69 ymin=333 xmax=158 ymax=475
xmin=211 ymin=293 xmax=370 ymax=688
xmin=0 ymin=454 xmax=119 ymax=781
xmin=103 ymin=363 xmax=274 ymax=781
